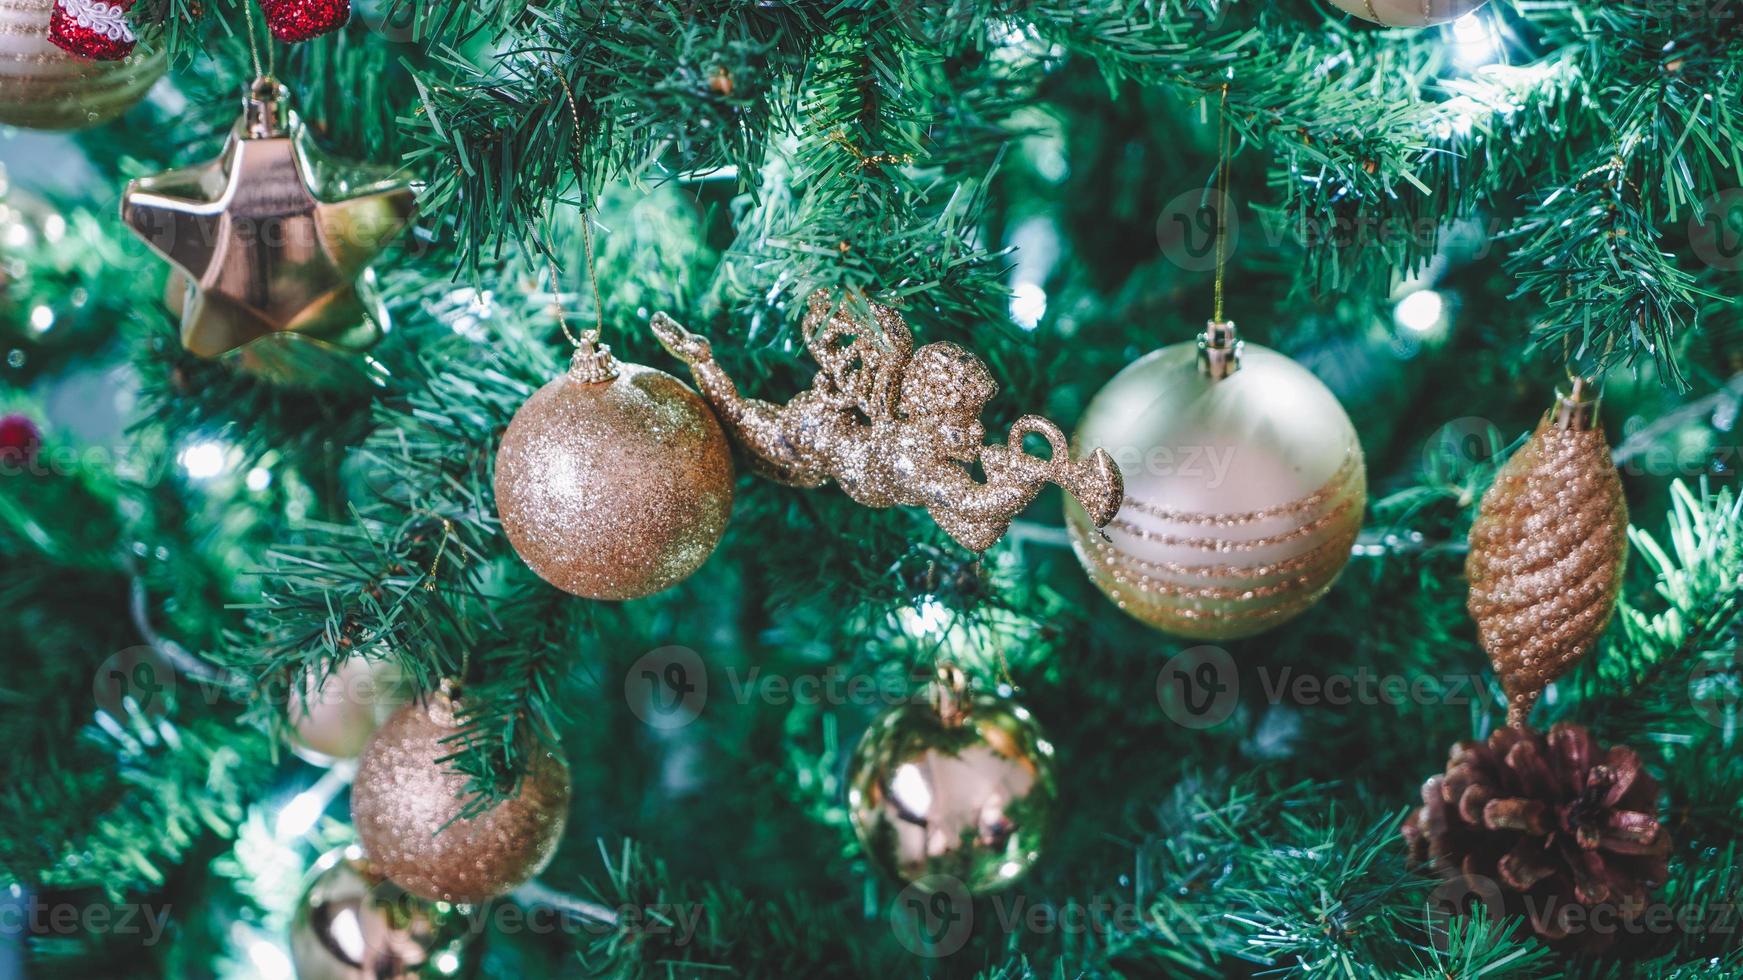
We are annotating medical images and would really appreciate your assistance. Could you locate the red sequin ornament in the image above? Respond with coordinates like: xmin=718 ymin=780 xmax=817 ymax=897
xmin=258 ymin=0 xmax=349 ymax=42
xmin=47 ymin=0 xmax=136 ymax=62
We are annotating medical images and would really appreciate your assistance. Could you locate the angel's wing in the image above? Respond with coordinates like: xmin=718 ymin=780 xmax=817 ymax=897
xmin=801 ymin=290 xmax=913 ymax=420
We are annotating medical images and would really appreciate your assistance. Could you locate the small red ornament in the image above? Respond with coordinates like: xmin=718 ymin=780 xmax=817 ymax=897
xmin=258 ymin=0 xmax=349 ymax=42
xmin=47 ymin=0 xmax=137 ymax=62
xmin=0 ymin=414 xmax=42 ymax=473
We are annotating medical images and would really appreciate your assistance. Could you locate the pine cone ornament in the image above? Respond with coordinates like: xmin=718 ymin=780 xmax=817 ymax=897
xmin=1403 ymin=724 xmax=1672 ymax=949
xmin=1467 ymin=381 xmax=1628 ymax=724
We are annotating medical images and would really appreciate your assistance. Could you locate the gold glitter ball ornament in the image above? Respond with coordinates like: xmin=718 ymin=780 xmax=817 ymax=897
xmin=1067 ymin=323 xmax=1366 ymax=640
xmin=494 ymin=339 xmax=734 ymax=600
xmin=351 ymin=689 xmax=571 ymax=904
xmin=289 ymin=846 xmax=474 ymax=980
xmin=651 ymin=290 xmax=1123 ymax=552
xmin=847 ymin=668 xmax=1058 ymax=894
xmin=1467 ymin=381 xmax=1628 ymax=726
xmin=0 ymin=0 xmax=165 ymax=131
xmin=1326 ymin=0 xmax=1489 ymax=26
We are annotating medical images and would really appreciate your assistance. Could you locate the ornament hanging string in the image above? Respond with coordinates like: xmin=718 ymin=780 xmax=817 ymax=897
xmin=921 ymin=597 xmax=1017 ymax=704
xmin=425 ymin=517 xmax=472 ymax=680
xmin=1212 ymin=78 xmax=1233 ymax=324
xmin=823 ymin=129 xmax=915 ymax=170
xmin=546 ymin=63 xmax=605 ymax=350
xmin=1559 ymin=322 xmax=1616 ymax=398
xmin=423 ymin=516 xmax=467 ymax=592
xmin=241 ymin=0 xmax=276 ymax=82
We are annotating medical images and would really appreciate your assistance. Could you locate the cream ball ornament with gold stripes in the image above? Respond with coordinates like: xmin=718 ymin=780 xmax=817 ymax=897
xmin=1066 ymin=322 xmax=1366 ymax=641
xmin=1327 ymin=0 xmax=1489 ymax=27
xmin=0 ymin=0 xmax=164 ymax=130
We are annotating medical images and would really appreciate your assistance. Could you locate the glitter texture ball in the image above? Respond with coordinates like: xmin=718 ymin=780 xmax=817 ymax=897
xmin=0 ymin=0 xmax=164 ymax=130
xmin=259 ymin=0 xmax=350 ymax=42
xmin=1466 ymin=410 xmax=1628 ymax=725
xmin=49 ymin=0 xmax=140 ymax=62
xmin=847 ymin=689 xmax=1057 ymax=894
xmin=494 ymin=344 xmax=734 ymax=600
xmin=351 ymin=692 xmax=571 ymax=904
xmin=1066 ymin=340 xmax=1366 ymax=640
xmin=290 ymin=846 xmax=473 ymax=980
xmin=1326 ymin=0 xmax=1489 ymax=26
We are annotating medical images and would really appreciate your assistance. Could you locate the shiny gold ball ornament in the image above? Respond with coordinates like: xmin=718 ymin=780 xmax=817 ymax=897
xmin=351 ymin=688 xmax=571 ymax=904
xmin=494 ymin=338 xmax=733 ymax=600
xmin=1467 ymin=380 xmax=1628 ymax=726
xmin=287 ymin=654 xmax=405 ymax=765
xmin=289 ymin=846 xmax=474 ymax=980
xmin=1066 ymin=322 xmax=1366 ymax=640
xmin=0 ymin=0 xmax=164 ymax=131
xmin=1326 ymin=0 xmax=1489 ymax=26
xmin=121 ymin=78 xmax=414 ymax=387
xmin=847 ymin=668 xmax=1058 ymax=894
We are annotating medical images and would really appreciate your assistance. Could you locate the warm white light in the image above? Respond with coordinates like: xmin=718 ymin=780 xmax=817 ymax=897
xmin=903 ymin=598 xmax=952 ymax=637
xmin=444 ymin=287 xmax=495 ymax=341
xmin=328 ymin=908 xmax=368 ymax=962
xmin=1451 ymin=13 xmax=1487 ymax=43
xmin=247 ymin=938 xmax=294 ymax=980
xmin=1009 ymin=282 xmax=1047 ymax=330
xmin=178 ymin=441 xmax=228 ymax=479
xmin=1450 ymin=14 xmax=1499 ymax=69
xmin=434 ymin=950 xmax=463 ymax=974
xmin=1394 ymin=290 xmax=1447 ymax=337
xmin=274 ymin=788 xmax=326 ymax=840
xmin=245 ymin=466 xmax=272 ymax=492
xmin=28 ymin=305 xmax=54 ymax=334
xmin=890 ymin=763 xmax=933 ymax=815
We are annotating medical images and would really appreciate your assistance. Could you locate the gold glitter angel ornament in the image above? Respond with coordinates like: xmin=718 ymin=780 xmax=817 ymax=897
xmin=650 ymin=291 xmax=1123 ymax=552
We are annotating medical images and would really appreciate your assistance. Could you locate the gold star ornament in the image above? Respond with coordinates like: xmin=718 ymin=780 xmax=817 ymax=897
xmin=122 ymin=78 xmax=416 ymax=386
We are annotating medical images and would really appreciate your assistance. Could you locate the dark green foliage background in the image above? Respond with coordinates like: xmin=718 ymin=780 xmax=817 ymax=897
xmin=1 ymin=1 xmax=1741 ymax=976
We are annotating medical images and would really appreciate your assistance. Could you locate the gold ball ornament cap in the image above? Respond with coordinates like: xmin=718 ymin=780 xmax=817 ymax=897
xmin=847 ymin=677 xmax=1058 ymax=895
xmin=0 ymin=0 xmax=165 ymax=131
xmin=1466 ymin=380 xmax=1628 ymax=725
xmin=120 ymin=79 xmax=416 ymax=387
xmin=1067 ymin=324 xmax=1367 ymax=640
xmin=1326 ymin=0 xmax=1490 ymax=27
xmin=290 ymin=845 xmax=474 ymax=980
xmin=494 ymin=340 xmax=734 ymax=600
xmin=350 ymin=690 xmax=571 ymax=905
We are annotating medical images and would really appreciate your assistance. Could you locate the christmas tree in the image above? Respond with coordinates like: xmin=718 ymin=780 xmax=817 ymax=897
xmin=2 ymin=0 xmax=1741 ymax=976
